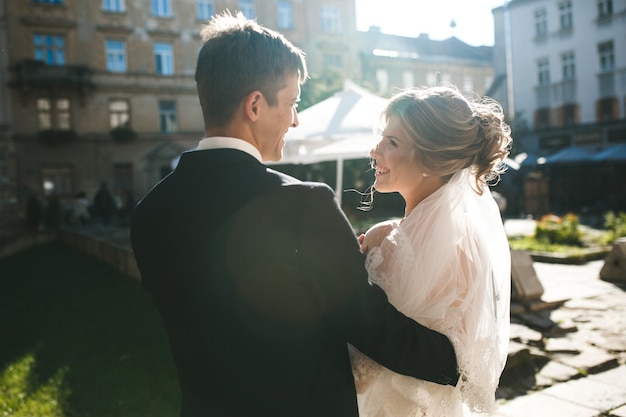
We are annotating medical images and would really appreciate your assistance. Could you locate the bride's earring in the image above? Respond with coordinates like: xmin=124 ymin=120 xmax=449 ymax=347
xmin=422 ymin=172 xmax=428 ymax=177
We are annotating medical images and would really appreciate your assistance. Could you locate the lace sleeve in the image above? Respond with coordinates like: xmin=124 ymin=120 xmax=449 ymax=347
xmin=348 ymin=344 xmax=382 ymax=394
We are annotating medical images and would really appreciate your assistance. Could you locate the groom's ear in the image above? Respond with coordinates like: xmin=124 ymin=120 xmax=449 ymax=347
xmin=244 ymin=90 xmax=263 ymax=122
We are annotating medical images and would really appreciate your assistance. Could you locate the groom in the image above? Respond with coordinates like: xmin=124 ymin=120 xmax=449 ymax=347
xmin=131 ymin=11 xmax=459 ymax=417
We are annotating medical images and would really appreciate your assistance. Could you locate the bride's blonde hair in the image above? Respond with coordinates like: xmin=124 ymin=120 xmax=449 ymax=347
xmin=383 ymin=85 xmax=512 ymax=194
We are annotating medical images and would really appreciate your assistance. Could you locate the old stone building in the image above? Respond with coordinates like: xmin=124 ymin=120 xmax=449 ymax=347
xmin=492 ymin=0 xmax=626 ymax=216
xmin=5 ymin=0 xmax=359 ymax=220
xmin=358 ymin=27 xmax=494 ymax=98
xmin=4 ymin=0 xmax=496 ymax=228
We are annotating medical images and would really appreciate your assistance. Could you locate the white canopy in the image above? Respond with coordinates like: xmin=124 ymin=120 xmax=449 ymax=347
xmin=275 ymin=80 xmax=387 ymax=204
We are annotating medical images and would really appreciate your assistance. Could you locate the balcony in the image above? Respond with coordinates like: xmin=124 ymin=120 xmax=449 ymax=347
xmin=535 ymin=79 xmax=577 ymax=108
xmin=10 ymin=60 xmax=95 ymax=93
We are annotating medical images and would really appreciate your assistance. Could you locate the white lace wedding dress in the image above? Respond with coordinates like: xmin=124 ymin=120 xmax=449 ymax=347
xmin=350 ymin=169 xmax=511 ymax=417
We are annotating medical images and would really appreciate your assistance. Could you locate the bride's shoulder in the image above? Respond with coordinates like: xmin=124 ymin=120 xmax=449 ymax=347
xmin=366 ymin=219 xmax=400 ymax=234
xmin=363 ymin=219 xmax=401 ymax=249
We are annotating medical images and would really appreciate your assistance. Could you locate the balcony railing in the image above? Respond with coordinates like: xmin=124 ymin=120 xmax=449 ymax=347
xmin=10 ymin=60 xmax=95 ymax=91
xmin=535 ymin=79 xmax=577 ymax=107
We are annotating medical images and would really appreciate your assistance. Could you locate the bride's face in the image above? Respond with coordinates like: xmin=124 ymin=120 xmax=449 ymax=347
xmin=369 ymin=116 xmax=426 ymax=196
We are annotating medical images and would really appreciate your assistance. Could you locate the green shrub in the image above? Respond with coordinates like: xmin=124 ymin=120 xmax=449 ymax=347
xmin=535 ymin=213 xmax=582 ymax=246
xmin=604 ymin=211 xmax=626 ymax=243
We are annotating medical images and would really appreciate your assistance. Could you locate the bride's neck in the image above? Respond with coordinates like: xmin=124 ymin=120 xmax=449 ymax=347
xmin=403 ymin=176 xmax=444 ymax=218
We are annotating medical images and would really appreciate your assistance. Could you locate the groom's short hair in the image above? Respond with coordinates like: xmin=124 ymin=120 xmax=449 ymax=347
xmin=195 ymin=11 xmax=308 ymax=128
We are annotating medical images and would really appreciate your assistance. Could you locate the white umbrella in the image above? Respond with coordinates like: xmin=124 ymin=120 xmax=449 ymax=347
xmin=275 ymin=79 xmax=387 ymax=205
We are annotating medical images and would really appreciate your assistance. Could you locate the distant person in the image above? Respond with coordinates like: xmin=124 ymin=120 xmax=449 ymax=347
xmin=131 ymin=12 xmax=458 ymax=417
xmin=73 ymin=191 xmax=90 ymax=225
xmin=43 ymin=195 xmax=62 ymax=230
xmin=26 ymin=194 xmax=42 ymax=233
xmin=119 ymin=191 xmax=135 ymax=226
xmin=94 ymin=182 xmax=115 ymax=225
xmin=351 ymin=85 xmax=512 ymax=416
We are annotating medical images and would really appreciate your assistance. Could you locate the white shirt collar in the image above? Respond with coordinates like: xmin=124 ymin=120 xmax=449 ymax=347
xmin=196 ymin=136 xmax=262 ymax=163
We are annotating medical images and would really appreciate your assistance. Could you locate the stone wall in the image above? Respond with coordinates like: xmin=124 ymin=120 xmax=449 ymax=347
xmin=59 ymin=230 xmax=141 ymax=282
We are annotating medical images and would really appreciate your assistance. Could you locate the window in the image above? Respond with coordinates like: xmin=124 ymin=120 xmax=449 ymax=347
xmin=109 ymin=99 xmax=130 ymax=128
xmin=597 ymin=97 xmax=617 ymax=122
xmin=323 ymin=54 xmax=342 ymax=69
xmin=154 ymin=43 xmax=174 ymax=75
xmin=537 ymin=58 xmax=550 ymax=85
xmin=535 ymin=8 xmax=547 ymax=37
xmin=320 ymin=5 xmax=341 ymax=33
xmin=484 ymin=76 xmax=493 ymax=92
xmin=103 ymin=0 xmax=125 ymax=12
xmin=560 ymin=103 xmax=577 ymax=126
xmin=376 ymin=69 xmax=388 ymax=95
xmin=426 ymin=72 xmax=438 ymax=86
xmin=535 ymin=108 xmax=551 ymax=129
xmin=598 ymin=0 xmax=613 ymax=18
xmin=105 ymin=40 xmax=127 ymax=72
xmin=42 ymin=166 xmax=73 ymax=197
xmin=462 ymin=75 xmax=473 ymax=92
xmin=34 ymin=34 xmax=65 ymax=65
xmin=197 ymin=0 xmax=214 ymax=20
xmin=404 ymin=71 xmax=415 ymax=89
xmin=598 ymin=41 xmax=614 ymax=72
xmin=152 ymin=0 xmax=172 ymax=17
xmin=239 ymin=0 xmax=255 ymax=19
xmin=278 ymin=1 xmax=293 ymax=29
xmin=158 ymin=100 xmax=177 ymax=133
xmin=561 ymin=51 xmax=575 ymax=81
xmin=559 ymin=1 xmax=573 ymax=31
xmin=32 ymin=0 xmax=63 ymax=3
xmin=37 ymin=99 xmax=52 ymax=129
xmin=37 ymin=98 xmax=71 ymax=130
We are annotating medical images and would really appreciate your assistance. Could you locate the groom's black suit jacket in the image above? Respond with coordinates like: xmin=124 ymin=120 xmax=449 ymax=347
xmin=131 ymin=149 xmax=459 ymax=417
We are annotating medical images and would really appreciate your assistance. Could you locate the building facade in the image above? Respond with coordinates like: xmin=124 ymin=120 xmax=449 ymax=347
xmin=358 ymin=27 xmax=494 ymax=98
xmin=493 ymin=0 xmax=626 ymax=153
xmin=0 ymin=0 xmax=19 ymax=239
xmin=5 ymin=0 xmax=359 ymax=222
xmin=5 ymin=0 xmax=496 ymax=228
xmin=492 ymin=0 xmax=626 ymax=216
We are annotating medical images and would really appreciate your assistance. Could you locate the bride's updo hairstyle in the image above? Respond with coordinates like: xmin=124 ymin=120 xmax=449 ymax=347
xmin=383 ymin=85 xmax=512 ymax=194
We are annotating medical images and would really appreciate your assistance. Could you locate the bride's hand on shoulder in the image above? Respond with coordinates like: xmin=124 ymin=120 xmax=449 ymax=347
xmin=359 ymin=220 xmax=397 ymax=254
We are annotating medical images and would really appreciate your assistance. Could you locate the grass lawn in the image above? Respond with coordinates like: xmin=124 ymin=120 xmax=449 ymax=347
xmin=0 ymin=241 xmax=179 ymax=417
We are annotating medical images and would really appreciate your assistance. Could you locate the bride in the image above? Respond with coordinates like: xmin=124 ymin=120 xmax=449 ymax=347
xmin=350 ymin=85 xmax=512 ymax=416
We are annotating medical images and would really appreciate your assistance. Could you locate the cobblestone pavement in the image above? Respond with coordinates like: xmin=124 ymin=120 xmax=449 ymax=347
xmin=493 ymin=260 xmax=626 ymax=417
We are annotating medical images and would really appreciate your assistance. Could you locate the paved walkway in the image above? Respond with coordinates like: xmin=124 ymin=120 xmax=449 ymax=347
xmin=493 ymin=260 xmax=626 ymax=417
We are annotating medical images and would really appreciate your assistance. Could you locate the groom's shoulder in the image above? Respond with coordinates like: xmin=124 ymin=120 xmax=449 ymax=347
xmin=266 ymin=167 xmax=334 ymax=195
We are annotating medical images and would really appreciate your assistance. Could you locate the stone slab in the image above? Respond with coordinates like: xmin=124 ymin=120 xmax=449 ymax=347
xmin=510 ymin=249 xmax=545 ymax=301
xmin=509 ymin=323 xmax=544 ymax=346
xmin=565 ymin=298 xmax=610 ymax=311
xmin=589 ymin=365 xmax=626 ymax=389
xmin=527 ymin=298 xmax=568 ymax=312
xmin=542 ymin=377 xmax=626 ymax=412
xmin=610 ymin=404 xmax=626 ymax=417
xmin=544 ymin=337 xmax=581 ymax=354
xmin=554 ymin=345 xmax=619 ymax=374
xmin=600 ymin=238 xmax=626 ymax=283
xmin=510 ymin=302 xmax=525 ymax=315
xmin=517 ymin=312 xmax=558 ymax=331
xmin=494 ymin=391 xmax=598 ymax=417
xmin=538 ymin=360 xmax=582 ymax=382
